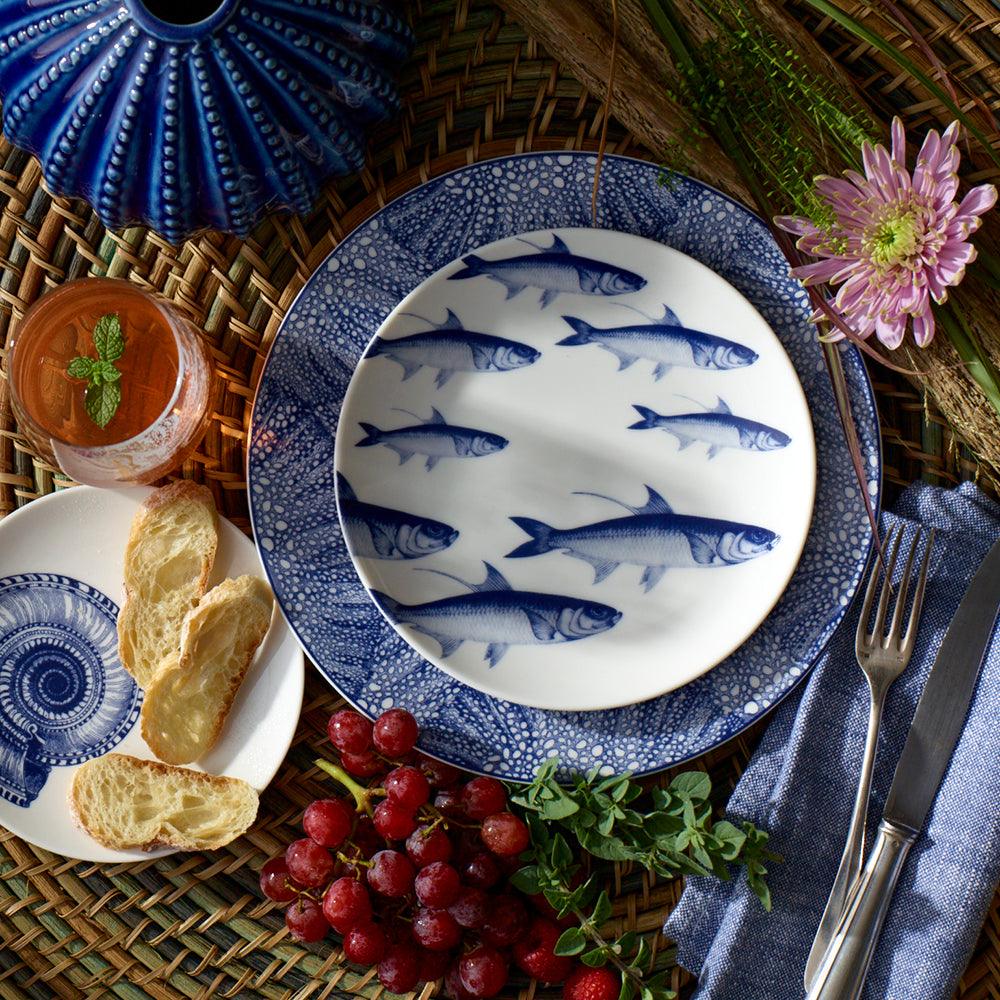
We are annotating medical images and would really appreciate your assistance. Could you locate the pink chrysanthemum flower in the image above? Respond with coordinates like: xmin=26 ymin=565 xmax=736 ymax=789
xmin=775 ymin=117 xmax=996 ymax=348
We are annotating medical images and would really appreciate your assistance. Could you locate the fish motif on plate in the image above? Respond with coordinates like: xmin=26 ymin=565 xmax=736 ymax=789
xmin=629 ymin=399 xmax=791 ymax=458
xmin=371 ymin=563 xmax=622 ymax=667
xmin=337 ymin=474 xmax=459 ymax=561
xmin=558 ymin=304 xmax=758 ymax=379
xmin=330 ymin=224 xmax=818 ymax=712
xmin=506 ymin=485 xmax=780 ymax=592
xmin=448 ymin=233 xmax=647 ymax=308
xmin=355 ymin=407 xmax=508 ymax=470
xmin=364 ymin=309 xmax=541 ymax=388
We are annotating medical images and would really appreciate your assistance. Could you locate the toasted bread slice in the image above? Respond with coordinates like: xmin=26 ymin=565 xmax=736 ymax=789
xmin=118 ymin=481 xmax=219 ymax=689
xmin=70 ymin=754 xmax=258 ymax=851
xmin=140 ymin=575 xmax=274 ymax=765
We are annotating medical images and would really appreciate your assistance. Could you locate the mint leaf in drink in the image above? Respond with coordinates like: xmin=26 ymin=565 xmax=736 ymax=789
xmin=67 ymin=314 xmax=125 ymax=428
xmin=92 ymin=313 xmax=125 ymax=362
xmin=66 ymin=357 xmax=94 ymax=379
xmin=85 ymin=380 xmax=121 ymax=429
xmin=93 ymin=360 xmax=121 ymax=383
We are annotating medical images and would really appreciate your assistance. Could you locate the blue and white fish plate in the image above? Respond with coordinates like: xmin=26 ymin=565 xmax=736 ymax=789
xmin=335 ymin=228 xmax=817 ymax=711
xmin=249 ymin=153 xmax=880 ymax=777
xmin=0 ymin=487 xmax=304 ymax=861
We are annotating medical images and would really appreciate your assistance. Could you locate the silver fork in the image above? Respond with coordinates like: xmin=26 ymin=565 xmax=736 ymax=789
xmin=803 ymin=524 xmax=935 ymax=990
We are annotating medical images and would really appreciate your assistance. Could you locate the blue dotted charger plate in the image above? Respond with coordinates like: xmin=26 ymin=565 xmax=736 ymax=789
xmin=247 ymin=153 xmax=880 ymax=780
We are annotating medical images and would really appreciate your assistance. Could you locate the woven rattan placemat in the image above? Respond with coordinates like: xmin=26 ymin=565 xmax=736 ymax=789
xmin=0 ymin=1 xmax=997 ymax=997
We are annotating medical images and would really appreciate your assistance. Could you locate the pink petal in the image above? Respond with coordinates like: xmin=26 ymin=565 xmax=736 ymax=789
xmin=912 ymin=308 xmax=936 ymax=346
xmin=890 ymin=117 xmax=906 ymax=167
xmin=941 ymin=121 xmax=961 ymax=148
xmin=774 ymin=214 xmax=818 ymax=236
xmin=790 ymin=259 xmax=849 ymax=285
xmin=876 ymin=313 xmax=906 ymax=349
xmin=916 ymin=130 xmax=942 ymax=174
xmin=956 ymin=183 xmax=997 ymax=219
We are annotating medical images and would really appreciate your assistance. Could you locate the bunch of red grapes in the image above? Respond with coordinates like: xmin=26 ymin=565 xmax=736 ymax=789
xmin=259 ymin=707 xmax=611 ymax=1000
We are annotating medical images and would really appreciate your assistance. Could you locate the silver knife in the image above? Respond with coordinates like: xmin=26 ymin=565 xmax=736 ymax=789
xmin=805 ymin=536 xmax=1000 ymax=1000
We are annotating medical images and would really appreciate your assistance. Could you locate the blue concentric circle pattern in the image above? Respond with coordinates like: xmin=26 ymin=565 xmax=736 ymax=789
xmin=248 ymin=153 xmax=880 ymax=780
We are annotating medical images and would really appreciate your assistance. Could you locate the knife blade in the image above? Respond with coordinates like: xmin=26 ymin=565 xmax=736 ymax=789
xmin=806 ymin=536 xmax=1000 ymax=1000
xmin=883 ymin=535 xmax=1000 ymax=833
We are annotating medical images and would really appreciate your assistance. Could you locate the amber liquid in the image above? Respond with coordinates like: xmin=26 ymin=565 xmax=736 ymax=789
xmin=12 ymin=282 xmax=180 ymax=448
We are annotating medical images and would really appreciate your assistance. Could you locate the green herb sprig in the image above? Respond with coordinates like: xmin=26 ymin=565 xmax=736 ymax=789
xmin=67 ymin=313 xmax=125 ymax=428
xmin=509 ymin=759 xmax=779 ymax=1000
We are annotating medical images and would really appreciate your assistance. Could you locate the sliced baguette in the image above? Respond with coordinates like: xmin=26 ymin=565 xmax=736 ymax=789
xmin=118 ymin=481 xmax=219 ymax=689
xmin=141 ymin=575 xmax=274 ymax=765
xmin=70 ymin=753 xmax=258 ymax=851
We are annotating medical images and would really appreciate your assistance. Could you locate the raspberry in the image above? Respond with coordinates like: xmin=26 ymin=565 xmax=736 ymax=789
xmin=513 ymin=917 xmax=575 ymax=983
xmin=563 ymin=965 xmax=621 ymax=1000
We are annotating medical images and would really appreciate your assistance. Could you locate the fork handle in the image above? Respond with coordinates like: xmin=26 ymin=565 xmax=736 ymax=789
xmin=804 ymin=685 xmax=886 ymax=989
xmin=805 ymin=820 xmax=916 ymax=1000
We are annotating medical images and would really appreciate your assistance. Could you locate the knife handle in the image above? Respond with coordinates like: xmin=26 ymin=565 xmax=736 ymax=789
xmin=805 ymin=820 xmax=916 ymax=1000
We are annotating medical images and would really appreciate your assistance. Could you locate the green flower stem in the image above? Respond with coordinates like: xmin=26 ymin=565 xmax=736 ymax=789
xmin=937 ymin=306 xmax=1000 ymax=416
xmin=315 ymin=759 xmax=374 ymax=814
xmin=799 ymin=0 xmax=1000 ymax=173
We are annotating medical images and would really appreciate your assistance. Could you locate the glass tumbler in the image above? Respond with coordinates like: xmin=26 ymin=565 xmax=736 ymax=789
xmin=5 ymin=279 xmax=213 ymax=486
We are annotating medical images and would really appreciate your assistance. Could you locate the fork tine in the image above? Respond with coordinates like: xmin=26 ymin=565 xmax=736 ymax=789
xmin=901 ymin=528 xmax=936 ymax=653
xmin=870 ymin=525 xmax=904 ymax=642
xmin=886 ymin=527 xmax=921 ymax=648
xmin=856 ymin=524 xmax=894 ymax=650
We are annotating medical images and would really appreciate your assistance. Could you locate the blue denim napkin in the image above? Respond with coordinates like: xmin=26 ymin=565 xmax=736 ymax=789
xmin=664 ymin=482 xmax=1000 ymax=1000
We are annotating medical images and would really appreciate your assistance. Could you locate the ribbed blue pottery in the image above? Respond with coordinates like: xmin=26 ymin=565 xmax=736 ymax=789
xmin=0 ymin=0 xmax=413 ymax=241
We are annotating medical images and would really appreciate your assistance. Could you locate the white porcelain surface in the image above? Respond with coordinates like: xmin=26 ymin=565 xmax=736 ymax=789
xmin=0 ymin=486 xmax=304 ymax=861
xmin=335 ymin=228 xmax=816 ymax=710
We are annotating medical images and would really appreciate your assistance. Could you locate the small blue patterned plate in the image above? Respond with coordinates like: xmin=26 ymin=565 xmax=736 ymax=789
xmin=334 ymin=228 xmax=816 ymax=711
xmin=248 ymin=153 xmax=880 ymax=778
xmin=0 ymin=487 xmax=304 ymax=861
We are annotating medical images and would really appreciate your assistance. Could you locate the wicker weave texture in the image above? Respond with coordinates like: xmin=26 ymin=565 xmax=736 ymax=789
xmin=0 ymin=1 xmax=996 ymax=998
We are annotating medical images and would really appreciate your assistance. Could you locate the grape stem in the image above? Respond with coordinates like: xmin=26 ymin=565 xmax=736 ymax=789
xmin=315 ymin=758 xmax=374 ymax=814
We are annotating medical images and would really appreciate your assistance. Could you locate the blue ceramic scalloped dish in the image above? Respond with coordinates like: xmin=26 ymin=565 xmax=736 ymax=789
xmin=248 ymin=152 xmax=881 ymax=779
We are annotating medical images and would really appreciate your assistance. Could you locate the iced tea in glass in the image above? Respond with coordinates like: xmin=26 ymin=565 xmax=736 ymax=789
xmin=6 ymin=279 xmax=212 ymax=486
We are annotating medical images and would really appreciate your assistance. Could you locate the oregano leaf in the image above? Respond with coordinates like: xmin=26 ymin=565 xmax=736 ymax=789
xmin=553 ymin=926 xmax=586 ymax=956
xmin=670 ymin=771 xmax=711 ymax=802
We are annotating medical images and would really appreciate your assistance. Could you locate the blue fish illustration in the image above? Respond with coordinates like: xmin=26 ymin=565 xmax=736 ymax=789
xmin=506 ymin=485 xmax=779 ymax=592
xmin=365 ymin=310 xmax=541 ymax=388
xmin=448 ymin=233 xmax=646 ymax=308
xmin=337 ymin=474 xmax=459 ymax=560
xmin=356 ymin=407 xmax=508 ymax=471
xmin=370 ymin=562 xmax=621 ymax=667
xmin=629 ymin=399 xmax=791 ymax=459
xmin=558 ymin=305 xmax=758 ymax=379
